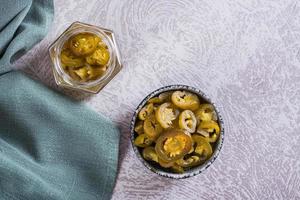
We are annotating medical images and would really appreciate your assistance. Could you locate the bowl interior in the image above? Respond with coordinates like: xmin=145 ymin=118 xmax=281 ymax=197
xmin=130 ymin=85 xmax=224 ymax=179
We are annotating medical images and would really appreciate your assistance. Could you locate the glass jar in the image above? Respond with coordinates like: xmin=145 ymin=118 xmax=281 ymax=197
xmin=49 ymin=21 xmax=122 ymax=93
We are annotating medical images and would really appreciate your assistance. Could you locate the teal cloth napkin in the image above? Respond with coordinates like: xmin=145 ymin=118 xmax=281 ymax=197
xmin=0 ymin=1 xmax=120 ymax=200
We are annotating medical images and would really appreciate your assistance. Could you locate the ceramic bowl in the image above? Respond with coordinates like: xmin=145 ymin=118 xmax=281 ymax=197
xmin=130 ymin=85 xmax=224 ymax=179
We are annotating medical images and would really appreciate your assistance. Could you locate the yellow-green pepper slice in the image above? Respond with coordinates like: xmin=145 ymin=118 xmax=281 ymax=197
xmin=142 ymin=147 xmax=158 ymax=162
xmin=134 ymin=134 xmax=153 ymax=147
xmin=87 ymin=65 xmax=107 ymax=80
xmin=60 ymin=49 xmax=84 ymax=68
xmin=86 ymin=46 xmax=110 ymax=66
xmin=148 ymin=92 xmax=173 ymax=104
xmin=171 ymin=91 xmax=200 ymax=111
xmin=69 ymin=33 xmax=98 ymax=56
xmin=158 ymin=157 xmax=174 ymax=168
xmin=195 ymin=104 xmax=217 ymax=123
xmin=138 ymin=103 xmax=154 ymax=120
xmin=198 ymin=120 xmax=220 ymax=143
xmin=134 ymin=120 xmax=144 ymax=135
xmin=176 ymin=155 xmax=201 ymax=168
xmin=192 ymin=135 xmax=212 ymax=161
xmin=155 ymin=102 xmax=178 ymax=129
xmin=73 ymin=67 xmax=89 ymax=80
xmin=148 ymin=97 xmax=162 ymax=104
xmin=178 ymin=110 xmax=197 ymax=133
xmin=143 ymin=115 xmax=163 ymax=139
xmin=67 ymin=68 xmax=81 ymax=81
xmin=155 ymin=129 xmax=192 ymax=162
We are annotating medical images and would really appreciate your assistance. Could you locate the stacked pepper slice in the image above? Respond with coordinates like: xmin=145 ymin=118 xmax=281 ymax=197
xmin=60 ymin=33 xmax=110 ymax=82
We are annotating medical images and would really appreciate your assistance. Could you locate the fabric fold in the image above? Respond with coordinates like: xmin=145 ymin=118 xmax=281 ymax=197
xmin=0 ymin=0 xmax=120 ymax=199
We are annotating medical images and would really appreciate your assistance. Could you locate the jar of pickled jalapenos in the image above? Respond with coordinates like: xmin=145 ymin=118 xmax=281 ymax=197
xmin=49 ymin=22 xmax=122 ymax=93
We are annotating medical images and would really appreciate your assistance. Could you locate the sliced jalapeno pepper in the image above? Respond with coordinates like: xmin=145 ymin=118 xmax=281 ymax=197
xmin=69 ymin=33 xmax=98 ymax=56
xmin=148 ymin=92 xmax=173 ymax=104
xmin=176 ymin=155 xmax=201 ymax=168
xmin=171 ymin=91 xmax=200 ymax=111
xmin=178 ymin=110 xmax=197 ymax=133
xmin=196 ymin=126 xmax=210 ymax=138
xmin=134 ymin=134 xmax=153 ymax=147
xmin=138 ymin=103 xmax=154 ymax=120
xmin=73 ymin=67 xmax=89 ymax=80
xmin=67 ymin=68 xmax=81 ymax=81
xmin=148 ymin=97 xmax=162 ymax=104
xmin=192 ymin=135 xmax=212 ymax=161
xmin=144 ymin=115 xmax=163 ymax=139
xmin=195 ymin=104 xmax=217 ymax=123
xmin=155 ymin=102 xmax=179 ymax=129
xmin=158 ymin=91 xmax=173 ymax=102
xmin=199 ymin=120 xmax=220 ymax=143
xmin=155 ymin=129 xmax=192 ymax=162
xmin=142 ymin=147 xmax=158 ymax=162
xmin=60 ymin=49 xmax=84 ymax=68
xmin=134 ymin=120 xmax=144 ymax=135
xmin=87 ymin=65 xmax=107 ymax=80
xmin=86 ymin=46 xmax=110 ymax=66
xmin=158 ymin=157 xmax=174 ymax=168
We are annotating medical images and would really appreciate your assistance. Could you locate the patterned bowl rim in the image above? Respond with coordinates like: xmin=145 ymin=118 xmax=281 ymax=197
xmin=130 ymin=85 xmax=224 ymax=179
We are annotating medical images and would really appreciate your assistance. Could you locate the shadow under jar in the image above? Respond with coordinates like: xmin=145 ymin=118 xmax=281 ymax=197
xmin=49 ymin=22 xmax=122 ymax=93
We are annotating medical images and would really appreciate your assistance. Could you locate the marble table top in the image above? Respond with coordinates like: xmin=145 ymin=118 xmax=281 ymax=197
xmin=16 ymin=0 xmax=300 ymax=199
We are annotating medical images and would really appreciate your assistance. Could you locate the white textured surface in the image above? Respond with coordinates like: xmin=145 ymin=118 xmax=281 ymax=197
xmin=16 ymin=0 xmax=300 ymax=199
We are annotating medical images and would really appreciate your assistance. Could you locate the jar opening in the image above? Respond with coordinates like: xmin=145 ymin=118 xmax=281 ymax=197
xmin=53 ymin=25 xmax=117 ymax=88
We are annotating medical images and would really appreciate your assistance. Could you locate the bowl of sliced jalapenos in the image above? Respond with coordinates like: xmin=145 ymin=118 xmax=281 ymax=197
xmin=130 ymin=85 xmax=224 ymax=179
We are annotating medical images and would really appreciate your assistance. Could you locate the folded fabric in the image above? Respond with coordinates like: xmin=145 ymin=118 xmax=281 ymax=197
xmin=0 ymin=1 xmax=120 ymax=200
